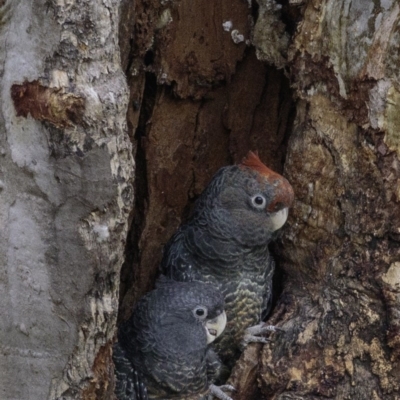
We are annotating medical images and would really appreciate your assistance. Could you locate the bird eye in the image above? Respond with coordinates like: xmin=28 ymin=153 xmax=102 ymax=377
xmin=251 ymin=194 xmax=267 ymax=209
xmin=193 ymin=306 xmax=207 ymax=319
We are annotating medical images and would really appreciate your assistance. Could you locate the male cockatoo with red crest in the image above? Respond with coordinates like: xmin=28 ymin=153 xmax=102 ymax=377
xmin=161 ymin=151 xmax=294 ymax=367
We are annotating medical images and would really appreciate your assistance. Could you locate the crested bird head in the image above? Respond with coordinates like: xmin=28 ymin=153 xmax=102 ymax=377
xmin=238 ymin=150 xmax=294 ymax=231
xmin=193 ymin=150 xmax=294 ymax=245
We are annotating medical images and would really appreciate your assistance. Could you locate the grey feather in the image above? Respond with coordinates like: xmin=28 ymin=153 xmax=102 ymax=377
xmin=114 ymin=279 xmax=226 ymax=399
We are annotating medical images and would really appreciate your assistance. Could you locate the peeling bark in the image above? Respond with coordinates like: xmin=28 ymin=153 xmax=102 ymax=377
xmin=0 ymin=1 xmax=133 ymax=399
xmin=11 ymin=80 xmax=85 ymax=128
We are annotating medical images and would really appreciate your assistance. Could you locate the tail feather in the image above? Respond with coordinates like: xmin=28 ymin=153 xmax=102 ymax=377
xmin=113 ymin=343 xmax=148 ymax=400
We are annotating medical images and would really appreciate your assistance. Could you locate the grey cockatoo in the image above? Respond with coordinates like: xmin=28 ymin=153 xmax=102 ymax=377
xmin=160 ymin=151 xmax=294 ymax=367
xmin=113 ymin=278 xmax=233 ymax=400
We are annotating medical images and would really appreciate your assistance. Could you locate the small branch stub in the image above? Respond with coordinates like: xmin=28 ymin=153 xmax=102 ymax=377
xmin=11 ymin=80 xmax=85 ymax=128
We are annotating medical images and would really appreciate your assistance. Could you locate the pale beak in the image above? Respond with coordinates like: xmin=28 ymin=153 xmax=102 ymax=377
xmin=205 ymin=311 xmax=227 ymax=344
xmin=269 ymin=207 xmax=289 ymax=231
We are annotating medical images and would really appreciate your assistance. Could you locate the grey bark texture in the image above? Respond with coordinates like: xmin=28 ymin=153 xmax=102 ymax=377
xmin=0 ymin=1 xmax=133 ymax=399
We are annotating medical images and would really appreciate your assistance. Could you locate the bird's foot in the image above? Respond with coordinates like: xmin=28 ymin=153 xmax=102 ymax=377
xmin=208 ymin=383 xmax=235 ymax=400
xmin=253 ymin=323 xmax=285 ymax=334
xmin=241 ymin=323 xmax=284 ymax=347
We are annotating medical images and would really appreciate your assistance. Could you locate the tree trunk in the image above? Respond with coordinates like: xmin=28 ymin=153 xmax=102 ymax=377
xmin=0 ymin=1 xmax=133 ymax=399
xmin=2 ymin=0 xmax=400 ymax=399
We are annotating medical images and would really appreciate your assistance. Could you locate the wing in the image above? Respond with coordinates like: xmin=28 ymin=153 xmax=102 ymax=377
xmin=261 ymin=255 xmax=275 ymax=321
xmin=113 ymin=343 xmax=148 ymax=400
xmin=205 ymin=347 xmax=223 ymax=383
xmin=160 ymin=226 xmax=197 ymax=282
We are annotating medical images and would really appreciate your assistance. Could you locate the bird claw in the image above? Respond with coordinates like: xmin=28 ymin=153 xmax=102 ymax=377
xmin=241 ymin=323 xmax=284 ymax=347
xmin=247 ymin=323 xmax=285 ymax=335
xmin=209 ymin=383 xmax=235 ymax=400
xmin=218 ymin=384 xmax=236 ymax=392
xmin=242 ymin=335 xmax=271 ymax=346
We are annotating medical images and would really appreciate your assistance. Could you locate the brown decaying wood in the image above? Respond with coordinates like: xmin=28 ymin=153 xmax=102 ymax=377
xmin=120 ymin=53 xmax=293 ymax=317
xmin=118 ymin=0 xmax=293 ymax=393
xmin=155 ymin=0 xmax=250 ymax=98
xmin=82 ymin=343 xmax=115 ymax=400
xmin=11 ymin=81 xmax=85 ymax=128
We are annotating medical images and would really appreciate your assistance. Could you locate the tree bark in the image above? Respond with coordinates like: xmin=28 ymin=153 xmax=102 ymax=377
xmin=0 ymin=1 xmax=133 ymax=399
xmin=2 ymin=0 xmax=400 ymax=399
